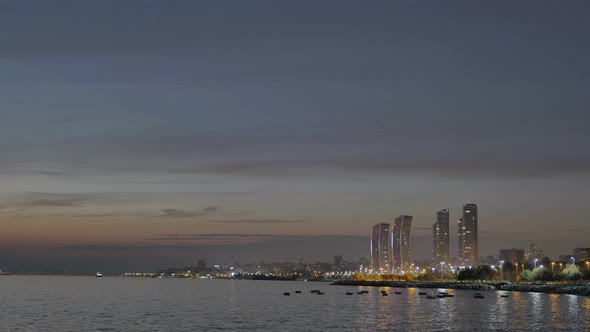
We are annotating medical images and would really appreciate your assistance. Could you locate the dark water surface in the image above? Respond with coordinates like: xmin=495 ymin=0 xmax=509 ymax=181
xmin=1 ymin=276 xmax=589 ymax=331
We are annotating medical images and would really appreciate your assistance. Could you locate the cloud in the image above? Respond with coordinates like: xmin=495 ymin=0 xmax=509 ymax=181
xmin=159 ymin=206 xmax=220 ymax=218
xmin=9 ymin=192 xmax=94 ymax=209
xmin=71 ymin=212 xmax=143 ymax=218
xmin=205 ymin=219 xmax=305 ymax=224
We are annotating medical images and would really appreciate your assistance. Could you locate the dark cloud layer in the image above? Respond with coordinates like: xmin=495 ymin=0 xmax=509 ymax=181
xmin=205 ymin=219 xmax=304 ymax=224
xmin=159 ymin=206 xmax=220 ymax=218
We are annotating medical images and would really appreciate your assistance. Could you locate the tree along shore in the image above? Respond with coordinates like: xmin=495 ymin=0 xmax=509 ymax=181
xmin=331 ymin=280 xmax=590 ymax=296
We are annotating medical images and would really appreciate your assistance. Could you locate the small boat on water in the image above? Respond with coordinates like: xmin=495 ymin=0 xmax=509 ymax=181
xmin=96 ymin=272 xmax=103 ymax=278
xmin=316 ymin=292 xmax=324 ymax=295
xmin=311 ymin=290 xmax=320 ymax=293
xmin=394 ymin=291 xmax=402 ymax=294
xmin=500 ymin=294 xmax=509 ymax=298
xmin=360 ymin=290 xmax=369 ymax=294
xmin=345 ymin=292 xmax=354 ymax=295
xmin=418 ymin=292 xmax=427 ymax=295
xmin=382 ymin=293 xmax=388 ymax=296
xmin=284 ymin=292 xmax=291 ymax=296
xmin=357 ymin=291 xmax=363 ymax=294
xmin=295 ymin=291 xmax=301 ymax=294
xmin=474 ymin=293 xmax=485 ymax=299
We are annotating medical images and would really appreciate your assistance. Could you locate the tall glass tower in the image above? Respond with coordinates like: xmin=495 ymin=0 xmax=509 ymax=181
xmin=371 ymin=223 xmax=393 ymax=273
xmin=393 ymin=215 xmax=413 ymax=273
xmin=458 ymin=204 xmax=478 ymax=267
xmin=433 ymin=209 xmax=450 ymax=266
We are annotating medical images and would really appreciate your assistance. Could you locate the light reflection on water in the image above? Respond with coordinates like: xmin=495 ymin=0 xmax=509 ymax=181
xmin=0 ymin=277 xmax=589 ymax=331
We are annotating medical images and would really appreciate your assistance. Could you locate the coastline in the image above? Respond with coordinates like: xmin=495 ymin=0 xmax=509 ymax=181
xmin=331 ymin=280 xmax=590 ymax=296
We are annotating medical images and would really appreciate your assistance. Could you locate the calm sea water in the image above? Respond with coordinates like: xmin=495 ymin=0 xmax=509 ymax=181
xmin=0 ymin=276 xmax=589 ymax=331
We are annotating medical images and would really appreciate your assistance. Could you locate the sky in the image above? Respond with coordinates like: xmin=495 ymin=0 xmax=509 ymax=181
xmin=1 ymin=0 xmax=589 ymax=274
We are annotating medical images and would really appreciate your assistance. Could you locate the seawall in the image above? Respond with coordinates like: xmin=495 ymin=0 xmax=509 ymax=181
xmin=331 ymin=280 xmax=590 ymax=296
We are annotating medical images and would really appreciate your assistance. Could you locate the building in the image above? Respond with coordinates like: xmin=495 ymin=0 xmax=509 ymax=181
xmin=573 ymin=248 xmax=590 ymax=262
xmin=393 ymin=215 xmax=413 ymax=272
xmin=432 ymin=209 xmax=450 ymax=266
xmin=371 ymin=223 xmax=393 ymax=273
xmin=499 ymin=248 xmax=525 ymax=264
xmin=527 ymin=243 xmax=545 ymax=262
xmin=457 ymin=203 xmax=478 ymax=267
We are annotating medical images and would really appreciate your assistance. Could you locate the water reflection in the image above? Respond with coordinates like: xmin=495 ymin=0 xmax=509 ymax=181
xmin=566 ymin=294 xmax=580 ymax=324
xmin=530 ymin=292 xmax=542 ymax=321
xmin=486 ymin=291 xmax=510 ymax=330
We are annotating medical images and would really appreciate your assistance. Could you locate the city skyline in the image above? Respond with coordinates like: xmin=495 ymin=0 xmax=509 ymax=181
xmin=1 ymin=1 xmax=589 ymax=273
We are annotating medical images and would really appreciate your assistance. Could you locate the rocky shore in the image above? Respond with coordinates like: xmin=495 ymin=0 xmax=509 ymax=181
xmin=331 ymin=280 xmax=590 ymax=296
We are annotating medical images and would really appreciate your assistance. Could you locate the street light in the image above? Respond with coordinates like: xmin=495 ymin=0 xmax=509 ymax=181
xmin=534 ymin=258 xmax=538 ymax=269
xmin=571 ymin=257 xmax=576 ymax=265
xmin=499 ymin=260 xmax=504 ymax=280
xmin=551 ymin=262 xmax=555 ymax=274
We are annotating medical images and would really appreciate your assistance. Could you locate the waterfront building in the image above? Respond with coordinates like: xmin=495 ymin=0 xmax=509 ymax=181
xmin=499 ymin=248 xmax=525 ymax=264
xmin=457 ymin=203 xmax=478 ymax=267
xmin=573 ymin=248 xmax=590 ymax=262
xmin=432 ymin=209 xmax=450 ymax=266
xmin=527 ymin=243 xmax=545 ymax=262
xmin=393 ymin=215 xmax=413 ymax=272
xmin=371 ymin=223 xmax=393 ymax=273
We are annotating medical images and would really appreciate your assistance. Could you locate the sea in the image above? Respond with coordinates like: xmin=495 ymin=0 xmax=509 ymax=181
xmin=1 ymin=276 xmax=589 ymax=331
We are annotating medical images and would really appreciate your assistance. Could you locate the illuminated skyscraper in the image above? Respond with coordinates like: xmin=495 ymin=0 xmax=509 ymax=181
xmin=457 ymin=203 xmax=478 ymax=267
xmin=433 ymin=209 xmax=450 ymax=265
xmin=371 ymin=223 xmax=393 ymax=273
xmin=393 ymin=215 xmax=413 ymax=272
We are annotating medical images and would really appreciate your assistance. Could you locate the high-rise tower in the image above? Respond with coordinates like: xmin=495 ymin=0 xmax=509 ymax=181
xmin=370 ymin=223 xmax=393 ymax=273
xmin=433 ymin=209 xmax=450 ymax=265
xmin=457 ymin=204 xmax=478 ymax=267
xmin=393 ymin=215 xmax=413 ymax=272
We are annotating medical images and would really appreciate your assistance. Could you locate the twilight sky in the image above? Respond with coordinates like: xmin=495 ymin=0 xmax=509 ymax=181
xmin=1 ymin=1 xmax=589 ymax=274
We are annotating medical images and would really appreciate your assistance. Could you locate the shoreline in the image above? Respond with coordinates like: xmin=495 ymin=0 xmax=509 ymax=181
xmin=331 ymin=280 xmax=590 ymax=296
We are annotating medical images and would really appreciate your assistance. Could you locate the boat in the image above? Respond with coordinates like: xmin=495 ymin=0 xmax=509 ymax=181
xmin=345 ymin=292 xmax=354 ymax=295
xmin=418 ymin=292 xmax=427 ymax=295
xmin=360 ymin=290 xmax=369 ymax=294
xmin=316 ymin=292 xmax=324 ymax=295
xmin=295 ymin=291 xmax=301 ymax=294
xmin=96 ymin=272 xmax=103 ymax=278
xmin=382 ymin=293 xmax=388 ymax=296
xmin=474 ymin=293 xmax=484 ymax=299
xmin=284 ymin=292 xmax=291 ymax=296
xmin=394 ymin=291 xmax=402 ymax=294
xmin=357 ymin=291 xmax=363 ymax=294
xmin=500 ymin=294 xmax=509 ymax=298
